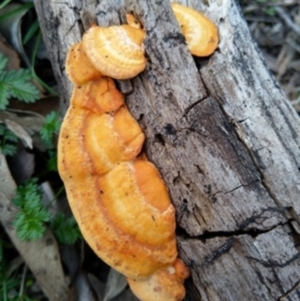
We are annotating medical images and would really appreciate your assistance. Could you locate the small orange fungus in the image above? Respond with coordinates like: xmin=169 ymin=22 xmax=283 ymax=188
xmin=65 ymin=42 xmax=102 ymax=85
xmin=171 ymin=3 xmax=219 ymax=56
xmin=82 ymin=25 xmax=146 ymax=79
xmin=127 ymin=259 xmax=189 ymax=301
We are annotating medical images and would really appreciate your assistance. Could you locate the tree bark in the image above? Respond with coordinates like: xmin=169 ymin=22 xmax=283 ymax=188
xmin=34 ymin=0 xmax=300 ymax=300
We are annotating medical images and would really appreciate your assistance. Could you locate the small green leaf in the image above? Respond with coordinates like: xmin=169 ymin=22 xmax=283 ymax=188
xmin=3 ymin=127 xmax=18 ymax=143
xmin=40 ymin=111 xmax=61 ymax=147
xmin=0 ymin=124 xmax=18 ymax=156
xmin=0 ymin=53 xmax=8 ymax=71
xmin=23 ymin=191 xmax=42 ymax=210
xmin=46 ymin=150 xmax=58 ymax=172
xmin=13 ymin=179 xmax=39 ymax=207
xmin=51 ymin=213 xmax=81 ymax=244
xmin=0 ymin=60 xmax=40 ymax=110
xmin=0 ymin=83 xmax=9 ymax=110
xmin=29 ymin=206 xmax=51 ymax=223
xmin=265 ymin=7 xmax=275 ymax=16
xmin=2 ymin=69 xmax=40 ymax=103
xmin=2 ymin=69 xmax=32 ymax=82
xmin=9 ymin=82 xmax=40 ymax=103
xmin=1 ymin=143 xmax=17 ymax=156
xmin=14 ymin=211 xmax=46 ymax=241
xmin=13 ymin=179 xmax=51 ymax=241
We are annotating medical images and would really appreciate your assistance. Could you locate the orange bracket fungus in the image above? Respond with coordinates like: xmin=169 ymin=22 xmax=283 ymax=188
xmin=82 ymin=24 xmax=146 ymax=80
xmin=58 ymin=4 xmax=218 ymax=301
xmin=171 ymin=3 xmax=219 ymax=57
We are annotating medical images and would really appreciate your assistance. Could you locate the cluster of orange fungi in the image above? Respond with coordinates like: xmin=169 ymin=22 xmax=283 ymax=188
xmin=58 ymin=3 xmax=218 ymax=301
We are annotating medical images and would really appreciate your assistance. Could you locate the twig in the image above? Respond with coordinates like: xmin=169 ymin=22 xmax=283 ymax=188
xmin=18 ymin=264 xmax=28 ymax=299
xmin=291 ymin=96 xmax=300 ymax=105
xmin=286 ymin=37 xmax=300 ymax=54
xmin=274 ymin=6 xmax=300 ymax=36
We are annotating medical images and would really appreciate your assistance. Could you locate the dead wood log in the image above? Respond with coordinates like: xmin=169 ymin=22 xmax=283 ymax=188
xmin=34 ymin=0 xmax=300 ymax=300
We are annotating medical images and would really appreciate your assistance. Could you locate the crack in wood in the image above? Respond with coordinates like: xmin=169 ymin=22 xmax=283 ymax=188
xmin=183 ymin=95 xmax=208 ymax=117
xmin=64 ymin=19 xmax=82 ymax=39
xmin=254 ymin=268 xmax=275 ymax=297
xmin=203 ymin=237 xmax=234 ymax=264
xmin=177 ymin=219 xmax=288 ymax=242
xmin=214 ymin=94 xmax=291 ymax=218
xmin=278 ymin=280 xmax=300 ymax=301
xmin=208 ymin=178 xmax=260 ymax=199
xmin=237 ymin=117 xmax=250 ymax=123
xmin=236 ymin=207 xmax=287 ymax=230
xmin=246 ymin=252 xmax=300 ymax=269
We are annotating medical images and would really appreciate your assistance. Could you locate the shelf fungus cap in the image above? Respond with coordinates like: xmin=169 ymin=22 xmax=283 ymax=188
xmin=82 ymin=25 xmax=146 ymax=79
xmin=171 ymin=3 xmax=219 ymax=57
xmin=127 ymin=258 xmax=189 ymax=301
xmin=65 ymin=42 xmax=102 ymax=85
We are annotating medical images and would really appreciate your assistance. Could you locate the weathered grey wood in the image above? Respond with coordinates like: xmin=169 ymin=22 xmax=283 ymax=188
xmin=179 ymin=225 xmax=300 ymax=301
xmin=34 ymin=0 xmax=300 ymax=300
xmin=33 ymin=0 xmax=98 ymax=111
